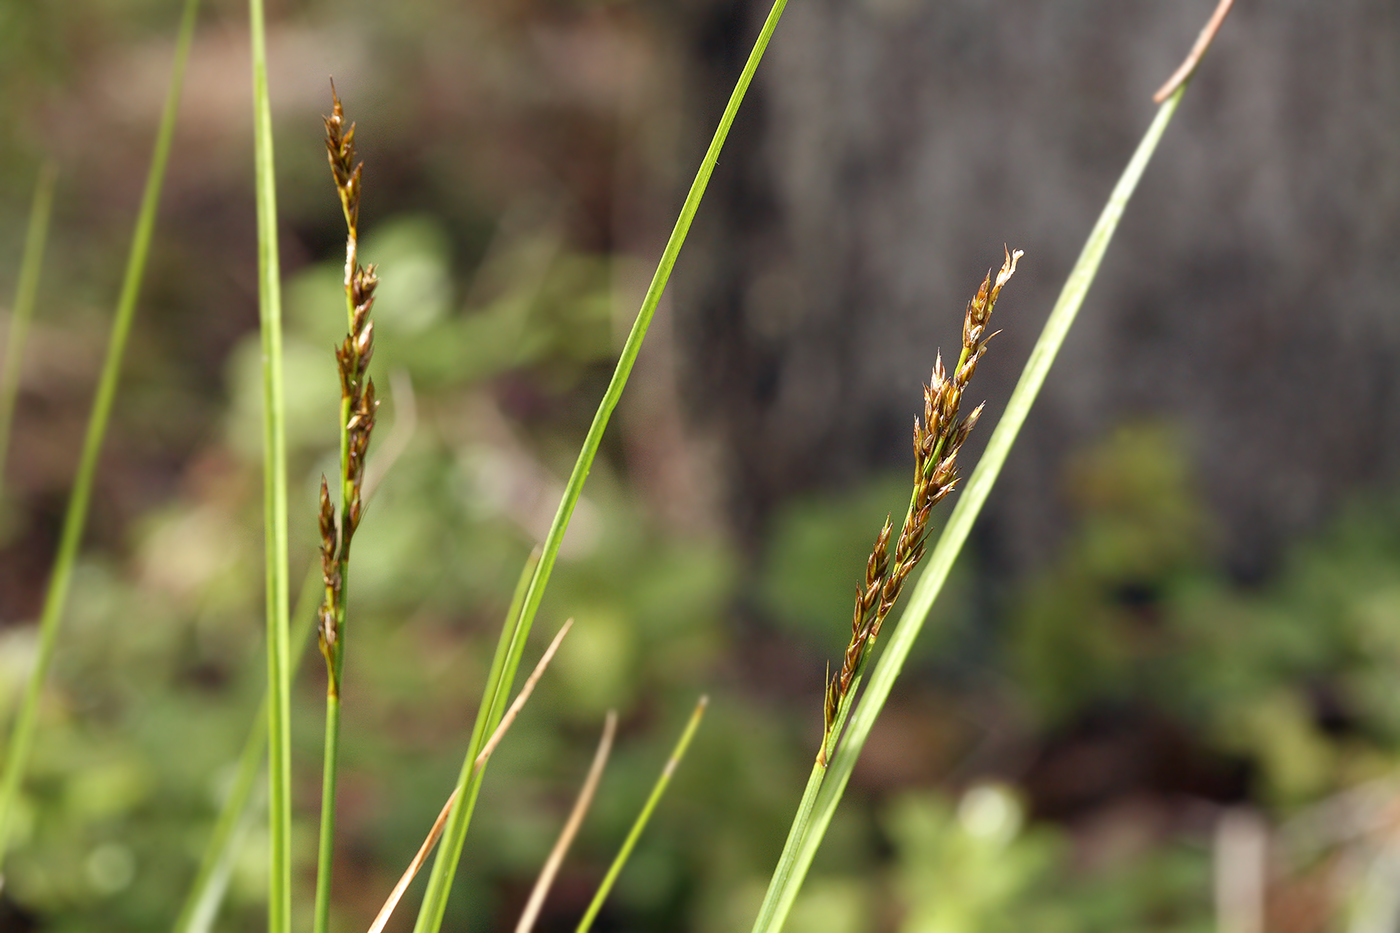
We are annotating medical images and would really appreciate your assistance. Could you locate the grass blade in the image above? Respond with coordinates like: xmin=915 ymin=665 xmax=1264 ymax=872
xmin=313 ymin=87 xmax=381 ymax=933
xmin=0 ymin=0 xmax=200 ymax=873
xmin=172 ymin=567 xmax=320 ymax=933
xmin=404 ymin=556 xmax=549 ymax=932
xmin=0 ymin=160 xmax=58 ymax=489
xmin=174 ymin=391 xmax=416 ymax=932
xmin=410 ymin=0 xmax=791 ymax=926
xmin=475 ymin=618 xmax=575 ymax=768
xmin=575 ymin=695 xmax=707 ymax=933
xmin=172 ymin=702 xmax=266 ymax=933
xmin=1153 ymin=0 xmax=1236 ymax=103
xmin=247 ymin=0 xmax=292 ymax=927
xmin=515 ymin=711 xmax=617 ymax=933
xmin=367 ymin=608 xmax=566 ymax=933
xmin=748 ymin=87 xmax=1188 ymax=933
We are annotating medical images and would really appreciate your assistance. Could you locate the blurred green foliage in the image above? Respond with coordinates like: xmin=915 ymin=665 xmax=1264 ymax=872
xmin=2 ymin=2 xmax=1400 ymax=931
xmin=1011 ymin=422 xmax=1214 ymax=723
xmin=0 ymin=189 xmax=814 ymax=930
xmin=887 ymin=785 xmax=1211 ymax=933
xmin=1008 ymin=422 xmax=1400 ymax=810
xmin=9 ymin=330 xmax=1400 ymax=929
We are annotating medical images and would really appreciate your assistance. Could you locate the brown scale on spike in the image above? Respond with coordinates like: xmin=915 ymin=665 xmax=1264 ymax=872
xmin=316 ymin=86 xmax=381 ymax=690
xmin=819 ymin=248 xmax=1021 ymax=765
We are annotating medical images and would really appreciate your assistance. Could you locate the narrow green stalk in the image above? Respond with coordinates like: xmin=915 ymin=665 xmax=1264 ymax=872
xmin=575 ymin=696 xmax=708 ymax=933
xmin=518 ymin=711 xmax=617 ymax=933
xmin=248 ymin=0 xmax=292 ymax=927
xmin=399 ymin=542 xmax=547 ymax=933
xmin=173 ymin=567 xmax=320 ymax=933
xmin=313 ymin=693 xmax=341 ymax=930
xmin=313 ymin=541 xmax=348 ymax=933
xmin=410 ymin=549 xmax=541 ymax=932
xmin=172 ymin=701 xmax=266 ymax=933
xmin=178 ymin=377 xmax=411 ymax=930
xmin=0 ymin=161 xmax=58 ymax=488
xmin=312 ymin=90 xmax=379 ymax=933
xmin=411 ymin=0 xmax=789 ymax=928
xmin=0 ymin=0 xmax=200 ymax=872
xmin=749 ymin=87 xmax=1187 ymax=933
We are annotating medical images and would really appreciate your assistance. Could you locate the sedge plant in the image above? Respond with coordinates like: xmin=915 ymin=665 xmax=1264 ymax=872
xmin=750 ymin=2 xmax=1236 ymax=929
xmin=407 ymin=0 xmax=793 ymax=927
xmin=5 ymin=0 xmax=1237 ymax=927
xmin=311 ymin=86 xmax=380 ymax=933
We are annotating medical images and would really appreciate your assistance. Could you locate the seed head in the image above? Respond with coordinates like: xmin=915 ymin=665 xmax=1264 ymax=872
xmin=819 ymin=249 xmax=1021 ymax=764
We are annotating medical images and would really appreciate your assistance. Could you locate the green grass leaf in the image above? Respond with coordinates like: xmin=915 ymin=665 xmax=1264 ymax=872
xmin=247 ymin=0 xmax=292 ymax=928
xmin=172 ymin=569 xmax=321 ymax=933
xmin=750 ymin=86 xmax=1188 ymax=933
xmin=0 ymin=160 xmax=57 ymax=491
xmin=0 ymin=0 xmax=201 ymax=874
xmin=409 ymin=0 xmax=792 ymax=927
xmin=576 ymin=695 xmax=708 ymax=933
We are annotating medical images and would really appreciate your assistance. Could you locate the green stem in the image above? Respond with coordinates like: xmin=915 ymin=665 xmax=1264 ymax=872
xmin=173 ymin=566 xmax=320 ymax=933
xmin=313 ymin=692 xmax=341 ymax=932
xmin=0 ymin=0 xmax=200 ymax=871
xmin=313 ymin=396 xmax=354 ymax=933
xmin=172 ymin=698 xmax=267 ymax=933
xmin=750 ymin=87 xmax=1187 ymax=933
xmin=410 ymin=0 xmax=790 ymax=928
xmin=410 ymin=551 xmax=539 ymax=932
xmin=248 ymin=0 xmax=292 ymax=927
xmin=575 ymin=696 xmax=708 ymax=933
xmin=0 ymin=161 xmax=58 ymax=491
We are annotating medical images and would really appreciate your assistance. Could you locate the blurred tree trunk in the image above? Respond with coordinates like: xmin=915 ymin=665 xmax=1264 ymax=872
xmin=674 ymin=0 xmax=1400 ymax=579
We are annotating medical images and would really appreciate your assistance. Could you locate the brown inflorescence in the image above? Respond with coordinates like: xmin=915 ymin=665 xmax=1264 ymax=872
xmin=317 ymin=87 xmax=380 ymax=684
xmin=820 ymin=247 xmax=1021 ymax=763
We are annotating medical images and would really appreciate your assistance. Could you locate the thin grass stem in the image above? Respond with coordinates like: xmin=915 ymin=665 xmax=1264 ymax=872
xmin=410 ymin=0 xmax=789 ymax=926
xmin=367 ymin=610 xmax=568 ymax=933
xmin=1153 ymin=0 xmax=1236 ymax=103
xmin=172 ymin=700 xmax=265 ymax=933
xmin=0 ymin=0 xmax=200 ymax=874
xmin=382 ymin=547 xmax=538 ymax=930
xmin=313 ymin=88 xmax=380 ymax=933
xmin=247 ymin=0 xmax=292 ymax=927
xmin=475 ymin=618 xmax=574 ymax=768
xmin=0 ymin=161 xmax=58 ymax=491
xmin=176 ymin=378 xmax=414 ymax=930
xmin=172 ymin=566 xmax=320 ymax=933
xmin=749 ymin=86 xmax=1189 ymax=933
xmin=575 ymin=695 xmax=707 ymax=933
xmin=313 ymin=693 xmax=341 ymax=929
xmin=516 ymin=711 xmax=617 ymax=933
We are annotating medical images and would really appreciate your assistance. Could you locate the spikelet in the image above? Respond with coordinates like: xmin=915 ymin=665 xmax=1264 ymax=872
xmin=820 ymin=247 xmax=1021 ymax=763
xmin=317 ymin=86 xmax=380 ymax=685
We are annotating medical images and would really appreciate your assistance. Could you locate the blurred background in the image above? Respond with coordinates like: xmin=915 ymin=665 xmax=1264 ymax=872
xmin=1 ymin=0 xmax=1399 ymax=930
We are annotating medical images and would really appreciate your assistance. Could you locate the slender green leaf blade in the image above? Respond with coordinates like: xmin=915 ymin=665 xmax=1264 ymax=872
xmin=247 ymin=0 xmax=292 ymax=927
xmin=0 ymin=160 xmax=58 ymax=488
xmin=0 ymin=0 xmax=201 ymax=871
xmin=411 ymin=549 xmax=540 ymax=931
xmin=172 ymin=567 xmax=320 ymax=933
xmin=750 ymin=87 xmax=1186 ymax=933
xmin=411 ymin=0 xmax=791 ymax=926
xmin=576 ymin=696 xmax=707 ymax=933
